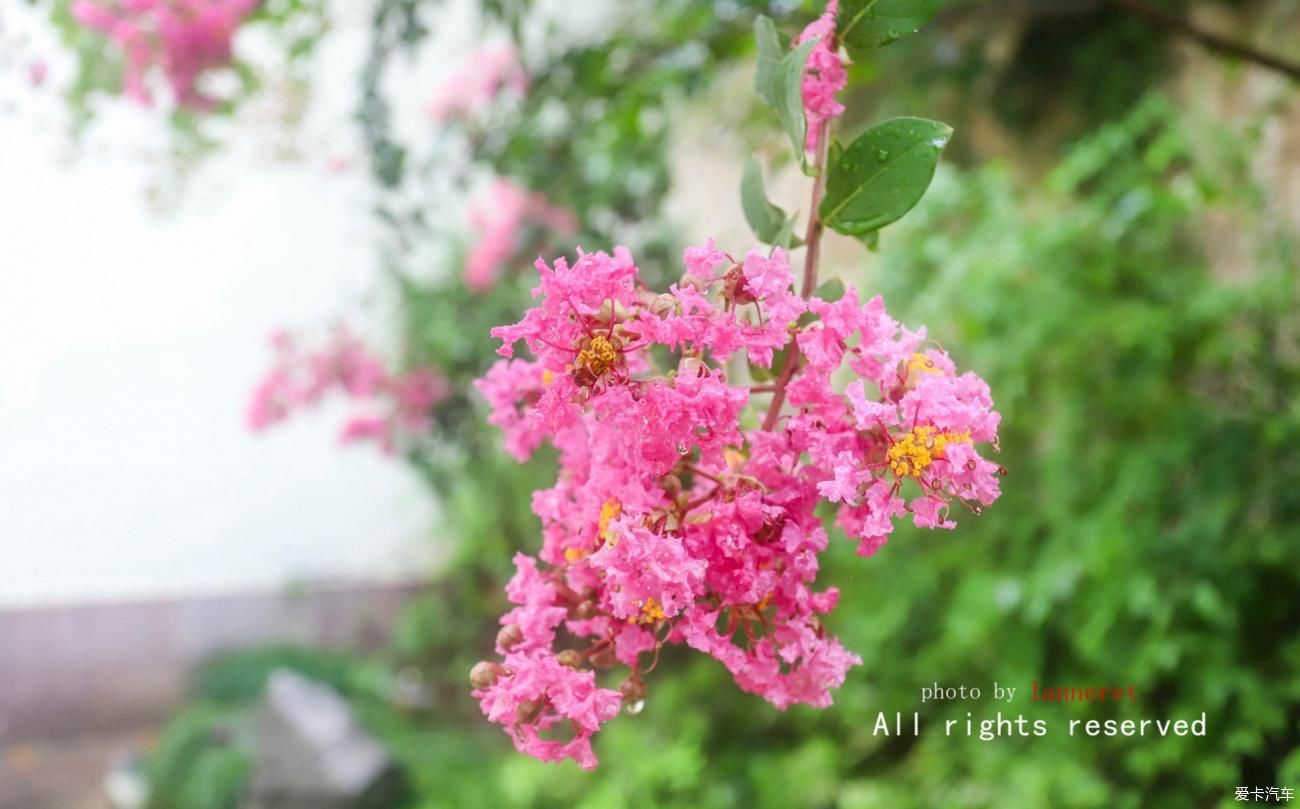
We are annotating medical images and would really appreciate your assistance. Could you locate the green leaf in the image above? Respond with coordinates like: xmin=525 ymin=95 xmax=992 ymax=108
xmin=838 ymin=0 xmax=945 ymax=50
xmin=820 ymin=117 xmax=952 ymax=236
xmin=772 ymin=215 xmax=804 ymax=250
xmin=813 ymin=278 xmax=845 ymax=301
xmin=754 ymin=16 xmax=818 ymax=163
xmin=769 ymin=345 xmax=795 ymax=376
xmin=754 ymin=16 xmax=791 ymax=97
xmin=741 ymin=156 xmax=788 ymax=245
xmin=748 ymin=358 xmax=774 ymax=382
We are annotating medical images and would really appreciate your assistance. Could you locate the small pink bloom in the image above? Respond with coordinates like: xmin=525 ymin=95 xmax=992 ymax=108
xmin=27 ymin=60 xmax=49 ymax=88
xmin=247 ymin=326 xmax=447 ymax=454
xmin=464 ymin=179 xmax=576 ymax=293
xmin=72 ymin=0 xmax=257 ymax=108
xmin=795 ymin=0 xmax=847 ymax=151
xmin=426 ymin=43 xmax=528 ymax=122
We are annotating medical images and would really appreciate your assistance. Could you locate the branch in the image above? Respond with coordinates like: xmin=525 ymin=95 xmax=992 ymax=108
xmin=761 ymin=116 xmax=833 ymax=433
xmin=1106 ymin=0 xmax=1300 ymax=82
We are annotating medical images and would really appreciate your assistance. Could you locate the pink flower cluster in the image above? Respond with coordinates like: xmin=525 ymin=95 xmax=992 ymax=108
xmin=71 ymin=0 xmax=256 ymax=108
xmin=464 ymin=179 xmax=578 ymax=293
xmin=471 ymin=243 xmax=1002 ymax=768
xmin=426 ymin=43 xmax=528 ymax=122
xmin=247 ymin=328 xmax=448 ymax=453
xmin=797 ymin=0 xmax=847 ymax=151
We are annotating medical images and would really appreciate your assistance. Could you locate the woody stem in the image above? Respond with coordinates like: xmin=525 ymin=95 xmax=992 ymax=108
xmin=762 ymin=117 xmax=832 ymax=432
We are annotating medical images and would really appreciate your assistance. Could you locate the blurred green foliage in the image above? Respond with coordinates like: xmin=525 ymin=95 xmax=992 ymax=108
xmin=145 ymin=705 xmax=254 ymax=809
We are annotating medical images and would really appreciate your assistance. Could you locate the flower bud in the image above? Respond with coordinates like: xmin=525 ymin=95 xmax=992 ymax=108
xmin=516 ymin=698 xmax=543 ymax=724
xmin=723 ymin=264 xmax=756 ymax=305
xmin=556 ymin=649 xmax=582 ymax=669
xmin=589 ymin=645 xmax=617 ymax=669
xmin=469 ymin=661 xmax=504 ymax=690
xmin=496 ymin=623 xmax=524 ymax=649
xmin=679 ymin=273 xmax=708 ymax=292
xmin=649 ymin=293 xmax=679 ymax=318
xmin=619 ymin=675 xmax=647 ymax=704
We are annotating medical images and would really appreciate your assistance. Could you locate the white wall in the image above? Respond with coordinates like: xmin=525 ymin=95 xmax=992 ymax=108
xmin=0 ymin=1 xmax=452 ymax=607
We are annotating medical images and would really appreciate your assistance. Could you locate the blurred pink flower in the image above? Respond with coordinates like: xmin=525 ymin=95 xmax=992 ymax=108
xmin=27 ymin=59 xmax=49 ymax=88
xmin=425 ymin=43 xmax=528 ymax=122
xmin=247 ymin=327 xmax=448 ymax=454
xmin=71 ymin=0 xmax=256 ymax=108
xmin=464 ymin=178 xmax=576 ymax=293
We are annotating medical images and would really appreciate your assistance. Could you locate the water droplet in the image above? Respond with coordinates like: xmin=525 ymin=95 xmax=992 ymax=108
xmin=624 ymin=699 xmax=646 ymax=715
xmin=875 ymin=149 xmax=890 ymax=162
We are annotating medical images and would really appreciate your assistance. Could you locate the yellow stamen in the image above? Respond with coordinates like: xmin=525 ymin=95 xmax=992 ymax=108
xmin=906 ymin=352 xmax=941 ymax=376
xmin=903 ymin=352 xmax=944 ymax=390
xmin=542 ymin=369 xmax=554 ymax=385
xmin=888 ymin=426 xmax=971 ymax=478
xmin=629 ymin=597 xmax=666 ymax=624
xmin=598 ymin=498 xmax=622 ymax=545
xmin=575 ymin=335 xmax=618 ymax=378
xmin=564 ymin=547 xmax=587 ymax=562
xmin=724 ymin=447 xmax=747 ymax=472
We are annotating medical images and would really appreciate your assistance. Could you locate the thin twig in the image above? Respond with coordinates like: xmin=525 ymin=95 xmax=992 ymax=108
xmin=762 ymin=114 xmax=833 ymax=433
xmin=1106 ymin=0 xmax=1300 ymax=82
xmin=679 ymin=463 xmax=723 ymax=484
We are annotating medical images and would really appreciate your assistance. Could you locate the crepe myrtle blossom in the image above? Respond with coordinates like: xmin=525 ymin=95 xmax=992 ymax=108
xmin=71 ymin=0 xmax=257 ymax=108
xmin=796 ymin=0 xmax=847 ymax=151
xmin=464 ymin=178 xmax=578 ymax=293
xmin=28 ymin=60 xmax=49 ymax=88
xmin=471 ymin=243 xmax=1002 ymax=768
xmin=247 ymin=328 xmax=448 ymax=453
xmin=426 ymin=42 xmax=529 ymax=122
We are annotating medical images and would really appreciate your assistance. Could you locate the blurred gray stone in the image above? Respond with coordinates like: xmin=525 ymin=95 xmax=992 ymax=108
xmin=245 ymin=669 xmax=408 ymax=809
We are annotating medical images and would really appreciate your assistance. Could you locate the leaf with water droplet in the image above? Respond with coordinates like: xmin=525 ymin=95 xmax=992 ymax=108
xmin=820 ymin=116 xmax=952 ymax=237
xmin=837 ymin=0 xmax=944 ymax=52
